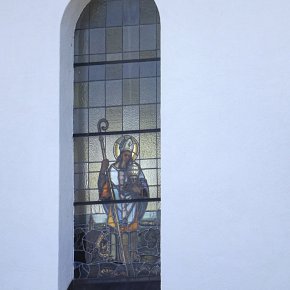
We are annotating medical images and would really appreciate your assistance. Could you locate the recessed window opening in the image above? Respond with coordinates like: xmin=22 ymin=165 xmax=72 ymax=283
xmin=73 ymin=0 xmax=160 ymax=287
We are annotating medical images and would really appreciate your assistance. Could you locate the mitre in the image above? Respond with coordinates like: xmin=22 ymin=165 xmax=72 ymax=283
xmin=119 ymin=137 xmax=134 ymax=153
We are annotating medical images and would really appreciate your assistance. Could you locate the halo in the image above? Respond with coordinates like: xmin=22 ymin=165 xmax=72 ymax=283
xmin=113 ymin=135 xmax=139 ymax=161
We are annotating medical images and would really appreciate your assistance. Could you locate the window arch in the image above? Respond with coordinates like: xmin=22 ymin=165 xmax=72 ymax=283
xmin=72 ymin=0 xmax=160 ymax=287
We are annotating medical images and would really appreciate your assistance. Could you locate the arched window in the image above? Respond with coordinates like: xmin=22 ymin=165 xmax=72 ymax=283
xmin=72 ymin=0 xmax=160 ymax=288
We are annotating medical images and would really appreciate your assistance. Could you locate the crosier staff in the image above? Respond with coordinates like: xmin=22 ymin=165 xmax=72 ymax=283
xmin=97 ymin=118 xmax=129 ymax=276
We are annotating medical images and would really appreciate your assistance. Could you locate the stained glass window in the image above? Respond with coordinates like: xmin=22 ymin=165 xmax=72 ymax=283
xmin=73 ymin=0 xmax=160 ymax=284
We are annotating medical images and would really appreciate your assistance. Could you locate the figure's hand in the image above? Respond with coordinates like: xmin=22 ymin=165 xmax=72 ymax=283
xmin=101 ymin=159 xmax=109 ymax=172
xmin=131 ymin=184 xmax=142 ymax=195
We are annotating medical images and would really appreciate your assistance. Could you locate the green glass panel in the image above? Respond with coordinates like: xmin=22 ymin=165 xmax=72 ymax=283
xmin=74 ymin=82 xmax=88 ymax=108
xmin=74 ymin=137 xmax=88 ymax=162
xmin=140 ymin=104 xmax=156 ymax=129
xmin=123 ymin=79 xmax=139 ymax=105
xmin=106 ymin=27 xmax=123 ymax=53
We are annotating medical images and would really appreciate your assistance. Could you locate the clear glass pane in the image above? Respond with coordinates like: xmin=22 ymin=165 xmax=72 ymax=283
xmin=157 ymin=103 xmax=160 ymax=128
xmin=140 ymin=77 xmax=156 ymax=104
xmin=89 ymin=172 xmax=98 ymax=189
xmin=123 ymin=105 xmax=139 ymax=130
xmin=140 ymin=24 xmax=157 ymax=51
xmin=90 ymin=28 xmax=105 ymax=54
xmin=143 ymin=169 xmax=157 ymax=186
xmin=157 ymin=132 xmax=160 ymax=158
xmin=89 ymin=137 xmax=104 ymax=162
xmin=89 ymin=162 xmax=101 ymax=172
xmin=89 ymin=81 xmax=105 ymax=107
xmin=123 ymin=26 xmax=139 ymax=52
xmin=123 ymin=51 xmax=139 ymax=60
xmin=106 ymin=106 xmax=122 ymax=131
xmin=106 ymin=53 xmax=122 ymax=61
xmin=140 ymin=159 xmax=157 ymax=169
xmin=140 ymin=133 xmax=157 ymax=159
xmin=106 ymin=80 xmax=122 ymax=106
xmin=140 ymin=104 xmax=156 ymax=129
xmin=148 ymin=185 xmax=157 ymax=198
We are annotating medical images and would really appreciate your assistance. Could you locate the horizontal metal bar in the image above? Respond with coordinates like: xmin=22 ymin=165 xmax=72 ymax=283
xmin=73 ymin=128 xmax=160 ymax=138
xmin=74 ymin=57 xmax=160 ymax=68
xmin=74 ymin=197 xmax=161 ymax=206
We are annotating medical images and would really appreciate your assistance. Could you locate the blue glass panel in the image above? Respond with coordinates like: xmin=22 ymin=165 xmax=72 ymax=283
xmin=123 ymin=26 xmax=139 ymax=52
xmin=140 ymin=25 xmax=157 ymax=51
xmin=75 ymin=66 xmax=88 ymax=82
xmin=106 ymin=0 xmax=123 ymax=27
xmin=140 ymin=0 xmax=157 ymax=24
xmin=123 ymin=0 xmax=140 ymax=25
xmin=90 ymin=0 xmax=106 ymax=28
xmin=89 ymin=81 xmax=105 ymax=107
xmin=90 ymin=28 xmax=105 ymax=54
xmin=140 ymin=61 xmax=157 ymax=77
xmin=123 ymin=63 xmax=139 ymax=79
xmin=89 ymin=65 xmax=105 ymax=81
xmin=106 ymin=80 xmax=122 ymax=106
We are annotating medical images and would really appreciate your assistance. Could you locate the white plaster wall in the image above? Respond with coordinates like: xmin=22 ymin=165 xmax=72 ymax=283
xmin=1 ymin=0 xmax=290 ymax=290
xmin=160 ymin=0 xmax=290 ymax=289
xmin=0 ymin=1 xmax=66 ymax=289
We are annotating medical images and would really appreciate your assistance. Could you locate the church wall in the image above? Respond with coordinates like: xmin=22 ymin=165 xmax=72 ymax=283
xmin=1 ymin=0 xmax=290 ymax=290
xmin=0 ymin=0 xmax=68 ymax=289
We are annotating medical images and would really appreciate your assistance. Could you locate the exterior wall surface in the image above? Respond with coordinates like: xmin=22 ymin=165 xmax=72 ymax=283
xmin=1 ymin=0 xmax=290 ymax=290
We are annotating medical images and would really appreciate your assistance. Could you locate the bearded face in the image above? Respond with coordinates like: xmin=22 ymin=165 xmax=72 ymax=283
xmin=120 ymin=150 xmax=132 ymax=168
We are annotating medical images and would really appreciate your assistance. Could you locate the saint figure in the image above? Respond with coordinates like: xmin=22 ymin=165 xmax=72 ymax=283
xmin=98 ymin=135 xmax=149 ymax=264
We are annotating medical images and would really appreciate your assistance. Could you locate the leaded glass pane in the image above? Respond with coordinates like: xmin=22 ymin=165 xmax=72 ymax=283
xmin=123 ymin=78 xmax=139 ymax=105
xmin=89 ymin=81 xmax=105 ymax=107
xmin=123 ymin=0 xmax=140 ymax=25
xmin=89 ymin=28 xmax=105 ymax=54
xmin=73 ymin=0 xmax=160 ymax=283
xmin=106 ymin=27 xmax=122 ymax=53
xmin=74 ymin=82 xmax=88 ymax=108
xmin=123 ymin=26 xmax=140 ymax=52
xmin=140 ymin=25 xmax=157 ymax=51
